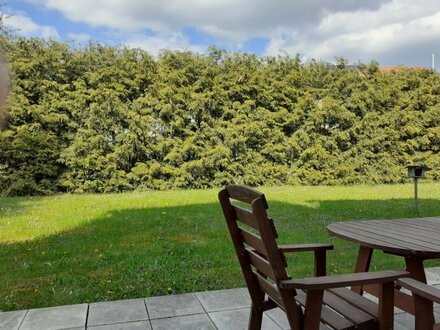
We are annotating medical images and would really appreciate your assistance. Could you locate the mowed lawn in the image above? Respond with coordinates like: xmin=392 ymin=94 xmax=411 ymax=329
xmin=1 ymin=183 xmax=440 ymax=311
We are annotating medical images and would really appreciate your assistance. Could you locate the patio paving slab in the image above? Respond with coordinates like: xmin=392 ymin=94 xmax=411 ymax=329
xmin=425 ymin=267 xmax=440 ymax=285
xmin=87 ymin=320 xmax=151 ymax=330
xmin=265 ymin=308 xmax=289 ymax=329
xmin=145 ymin=293 xmax=204 ymax=319
xmin=8 ymin=266 xmax=440 ymax=329
xmin=88 ymin=298 xmax=148 ymax=326
xmin=243 ymin=307 xmax=331 ymax=330
xmin=0 ymin=310 xmax=27 ymax=330
xmin=195 ymin=287 xmax=251 ymax=312
xmin=208 ymin=308 xmax=282 ymax=330
xmin=427 ymin=266 xmax=440 ymax=276
xmin=394 ymin=311 xmax=414 ymax=330
xmin=19 ymin=304 xmax=87 ymax=330
xmin=150 ymin=313 xmax=215 ymax=330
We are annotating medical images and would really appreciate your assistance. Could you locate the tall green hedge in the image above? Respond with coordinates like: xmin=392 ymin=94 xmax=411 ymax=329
xmin=0 ymin=37 xmax=439 ymax=195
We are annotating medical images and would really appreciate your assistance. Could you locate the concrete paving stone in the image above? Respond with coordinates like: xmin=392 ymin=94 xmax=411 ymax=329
xmin=150 ymin=313 xmax=215 ymax=330
xmin=434 ymin=307 xmax=440 ymax=322
xmin=88 ymin=299 xmax=148 ymax=326
xmin=6 ymin=281 xmax=440 ymax=330
xmin=425 ymin=268 xmax=440 ymax=285
xmin=209 ymin=308 xmax=282 ymax=330
xmin=195 ymin=288 xmax=251 ymax=312
xmin=265 ymin=308 xmax=289 ymax=329
xmin=394 ymin=311 xmax=414 ymax=330
xmin=87 ymin=320 xmax=151 ymax=330
xmin=19 ymin=304 xmax=87 ymax=330
xmin=394 ymin=322 xmax=412 ymax=330
xmin=426 ymin=267 xmax=440 ymax=278
xmin=145 ymin=293 xmax=204 ymax=319
xmin=0 ymin=310 xmax=27 ymax=330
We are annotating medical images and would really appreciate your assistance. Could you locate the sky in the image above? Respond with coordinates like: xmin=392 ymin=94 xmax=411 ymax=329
xmin=3 ymin=0 xmax=440 ymax=67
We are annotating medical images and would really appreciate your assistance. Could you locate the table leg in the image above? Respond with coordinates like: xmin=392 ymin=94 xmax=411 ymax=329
xmin=364 ymin=254 xmax=432 ymax=319
xmin=351 ymin=246 xmax=373 ymax=294
xmin=405 ymin=255 xmax=427 ymax=282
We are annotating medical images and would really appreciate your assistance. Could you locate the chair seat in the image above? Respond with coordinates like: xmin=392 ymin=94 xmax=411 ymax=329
xmin=295 ymin=288 xmax=379 ymax=330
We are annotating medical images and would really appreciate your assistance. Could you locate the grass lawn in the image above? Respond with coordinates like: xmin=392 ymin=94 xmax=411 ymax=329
xmin=1 ymin=183 xmax=440 ymax=311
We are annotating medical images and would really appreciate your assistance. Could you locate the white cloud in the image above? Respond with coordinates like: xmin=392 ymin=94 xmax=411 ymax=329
xmin=16 ymin=0 xmax=440 ymax=65
xmin=67 ymin=33 xmax=91 ymax=42
xmin=4 ymin=12 xmax=59 ymax=39
xmin=26 ymin=0 xmax=388 ymax=43
xmin=263 ymin=0 xmax=440 ymax=66
xmin=125 ymin=32 xmax=204 ymax=56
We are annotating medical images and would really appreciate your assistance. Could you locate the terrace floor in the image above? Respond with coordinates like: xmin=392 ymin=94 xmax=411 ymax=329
xmin=3 ymin=267 xmax=440 ymax=330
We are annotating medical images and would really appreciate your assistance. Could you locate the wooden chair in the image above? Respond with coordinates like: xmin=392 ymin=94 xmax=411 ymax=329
xmin=219 ymin=184 xmax=409 ymax=330
xmin=397 ymin=278 xmax=440 ymax=330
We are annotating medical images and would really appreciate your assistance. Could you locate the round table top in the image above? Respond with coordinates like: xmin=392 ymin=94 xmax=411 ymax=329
xmin=327 ymin=217 xmax=440 ymax=258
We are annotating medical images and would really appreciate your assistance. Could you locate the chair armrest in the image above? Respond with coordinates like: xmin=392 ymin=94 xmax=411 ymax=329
xmin=279 ymin=243 xmax=334 ymax=277
xmin=398 ymin=278 xmax=440 ymax=304
xmin=279 ymin=243 xmax=334 ymax=253
xmin=279 ymin=270 xmax=409 ymax=290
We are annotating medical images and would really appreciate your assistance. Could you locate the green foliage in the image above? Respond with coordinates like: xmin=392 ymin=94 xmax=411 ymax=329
xmin=0 ymin=5 xmax=10 ymax=128
xmin=0 ymin=35 xmax=439 ymax=195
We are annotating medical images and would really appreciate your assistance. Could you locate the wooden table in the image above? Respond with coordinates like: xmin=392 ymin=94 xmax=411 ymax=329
xmin=327 ymin=216 xmax=440 ymax=316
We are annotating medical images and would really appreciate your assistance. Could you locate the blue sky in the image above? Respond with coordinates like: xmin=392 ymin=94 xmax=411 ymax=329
xmin=4 ymin=0 xmax=440 ymax=67
xmin=5 ymin=0 xmax=269 ymax=54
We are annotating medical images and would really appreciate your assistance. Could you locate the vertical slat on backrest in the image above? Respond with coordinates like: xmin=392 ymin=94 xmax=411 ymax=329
xmin=219 ymin=185 xmax=294 ymax=305
xmin=251 ymin=196 xmax=290 ymax=282
xmin=218 ymin=188 xmax=263 ymax=303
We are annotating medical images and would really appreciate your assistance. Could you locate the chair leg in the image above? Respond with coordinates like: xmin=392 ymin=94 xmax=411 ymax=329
xmin=378 ymin=282 xmax=394 ymax=330
xmin=248 ymin=303 xmax=263 ymax=330
xmin=414 ymin=294 xmax=434 ymax=330
xmin=281 ymin=291 xmax=304 ymax=330
xmin=303 ymin=290 xmax=324 ymax=330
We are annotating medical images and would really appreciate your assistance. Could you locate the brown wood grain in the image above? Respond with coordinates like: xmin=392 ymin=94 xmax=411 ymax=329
xmin=328 ymin=218 xmax=440 ymax=258
xmin=279 ymin=270 xmax=408 ymax=290
xmin=219 ymin=184 xmax=407 ymax=330
xmin=328 ymin=216 xmax=440 ymax=328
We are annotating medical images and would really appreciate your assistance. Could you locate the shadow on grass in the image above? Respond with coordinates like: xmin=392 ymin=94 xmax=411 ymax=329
xmin=1 ymin=197 xmax=440 ymax=311
xmin=0 ymin=196 xmax=45 ymax=220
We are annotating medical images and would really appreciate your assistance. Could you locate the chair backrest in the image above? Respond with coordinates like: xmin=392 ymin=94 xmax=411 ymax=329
xmin=218 ymin=184 xmax=294 ymax=307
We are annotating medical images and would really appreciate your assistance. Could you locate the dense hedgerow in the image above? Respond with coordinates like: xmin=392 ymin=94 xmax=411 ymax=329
xmin=0 ymin=36 xmax=439 ymax=195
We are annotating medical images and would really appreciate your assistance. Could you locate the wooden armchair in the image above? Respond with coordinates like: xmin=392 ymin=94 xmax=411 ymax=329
xmin=219 ymin=185 xmax=408 ymax=330
xmin=397 ymin=278 xmax=440 ymax=330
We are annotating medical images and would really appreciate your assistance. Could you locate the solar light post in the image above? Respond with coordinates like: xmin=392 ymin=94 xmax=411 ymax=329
xmin=406 ymin=165 xmax=431 ymax=214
